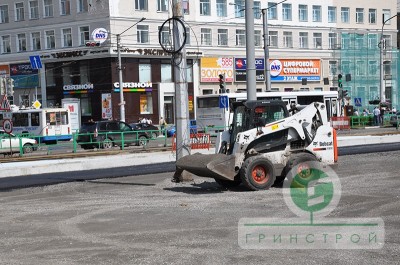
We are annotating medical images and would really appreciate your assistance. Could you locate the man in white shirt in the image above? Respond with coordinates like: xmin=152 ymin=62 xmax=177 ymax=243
xmin=373 ymin=107 xmax=380 ymax=126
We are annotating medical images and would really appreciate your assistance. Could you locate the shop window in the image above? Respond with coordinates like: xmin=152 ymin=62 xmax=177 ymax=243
xmin=47 ymin=95 xmax=56 ymax=108
xmin=46 ymin=67 xmax=56 ymax=86
xmin=186 ymin=64 xmax=193 ymax=82
xmin=62 ymin=66 xmax=72 ymax=85
xmin=140 ymin=93 xmax=153 ymax=114
xmin=80 ymin=63 xmax=89 ymax=83
xmin=139 ymin=63 xmax=151 ymax=82
xmin=81 ymin=95 xmax=92 ymax=116
xmin=161 ymin=64 xmax=172 ymax=82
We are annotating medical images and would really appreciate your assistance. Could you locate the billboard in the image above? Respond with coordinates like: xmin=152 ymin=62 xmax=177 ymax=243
xmin=200 ymin=57 xmax=234 ymax=82
xmin=9 ymin=63 xmax=39 ymax=89
xmin=270 ymin=59 xmax=321 ymax=82
xmin=234 ymin=58 xmax=265 ymax=82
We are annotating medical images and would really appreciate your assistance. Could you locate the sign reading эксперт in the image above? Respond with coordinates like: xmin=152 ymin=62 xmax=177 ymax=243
xmin=238 ymin=162 xmax=385 ymax=249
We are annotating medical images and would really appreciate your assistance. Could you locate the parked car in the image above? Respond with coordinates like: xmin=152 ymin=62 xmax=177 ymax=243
xmin=0 ymin=130 xmax=37 ymax=154
xmin=389 ymin=111 xmax=400 ymax=127
xmin=77 ymin=120 xmax=149 ymax=149
xmin=129 ymin=123 xmax=159 ymax=138
xmin=166 ymin=120 xmax=198 ymax=137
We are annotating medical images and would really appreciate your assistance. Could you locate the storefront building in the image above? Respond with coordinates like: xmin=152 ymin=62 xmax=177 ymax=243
xmin=0 ymin=0 xmax=398 ymax=122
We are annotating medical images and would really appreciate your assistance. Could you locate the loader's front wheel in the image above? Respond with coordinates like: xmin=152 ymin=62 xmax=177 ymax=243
xmin=240 ymin=156 xmax=275 ymax=191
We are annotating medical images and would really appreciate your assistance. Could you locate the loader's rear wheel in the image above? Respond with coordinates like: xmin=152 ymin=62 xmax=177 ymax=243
xmin=240 ymin=156 xmax=275 ymax=191
xmin=214 ymin=177 xmax=241 ymax=189
xmin=276 ymin=152 xmax=317 ymax=186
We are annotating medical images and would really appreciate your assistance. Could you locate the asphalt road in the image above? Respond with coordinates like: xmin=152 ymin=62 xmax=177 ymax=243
xmin=0 ymin=151 xmax=399 ymax=264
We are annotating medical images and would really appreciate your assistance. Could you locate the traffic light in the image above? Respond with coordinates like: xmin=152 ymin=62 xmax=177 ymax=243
xmin=338 ymin=74 xmax=343 ymax=88
xmin=85 ymin=41 xmax=100 ymax=47
xmin=342 ymin=90 xmax=348 ymax=98
xmin=0 ymin=77 xmax=4 ymax=95
xmin=7 ymin=77 xmax=14 ymax=96
xmin=218 ymin=74 xmax=226 ymax=93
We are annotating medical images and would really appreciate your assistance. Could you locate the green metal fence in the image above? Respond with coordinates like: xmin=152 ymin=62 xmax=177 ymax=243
xmin=0 ymin=128 xmax=169 ymax=158
xmin=349 ymin=114 xmax=396 ymax=128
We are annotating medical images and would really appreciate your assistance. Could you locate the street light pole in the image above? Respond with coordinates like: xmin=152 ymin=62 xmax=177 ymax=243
xmin=116 ymin=17 xmax=146 ymax=122
xmin=262 ymin=0 xmax=287 ymax=92
xmin=262 ymin=8 xmax=271 ymax=92
xmin=379 ymin=14 xmax=398 ymax=105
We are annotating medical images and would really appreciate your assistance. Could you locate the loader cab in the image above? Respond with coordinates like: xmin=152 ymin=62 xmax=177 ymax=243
xmin=228 ymin=100 xmax=289 ymax=153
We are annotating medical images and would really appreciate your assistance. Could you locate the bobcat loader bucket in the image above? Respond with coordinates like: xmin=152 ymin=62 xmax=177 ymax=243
xmin=175 ymin=153 xmax=237 ymax=181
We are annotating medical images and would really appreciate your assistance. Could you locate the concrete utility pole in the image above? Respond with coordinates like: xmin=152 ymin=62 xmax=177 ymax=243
xmin=172 ymin=0 xmax=190 ymax=161
xmin=245 ymin=0 xmax=256 ymax=101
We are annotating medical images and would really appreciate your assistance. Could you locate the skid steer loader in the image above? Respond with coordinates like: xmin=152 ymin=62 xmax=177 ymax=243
xmin=174 ymin=100 xmax=338 ymax=191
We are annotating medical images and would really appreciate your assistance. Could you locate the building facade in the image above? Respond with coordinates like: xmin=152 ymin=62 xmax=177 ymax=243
xmin=0 ymin=0 xmax=398 ymax=125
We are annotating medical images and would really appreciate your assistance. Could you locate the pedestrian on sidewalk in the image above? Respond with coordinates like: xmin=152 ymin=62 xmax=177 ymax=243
xmin=159 ymin=117 xmax=166 ymax=132
xmin=373 ymin=107 xmax=380 ymax=126
xmin=380 ymin=106 xmax=385 ymax=126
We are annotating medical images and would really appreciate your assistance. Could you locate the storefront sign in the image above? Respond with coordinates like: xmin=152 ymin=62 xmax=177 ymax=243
xmin=113 ymin=48 xmax=202 ymax=57
xmin=91 ymin=28 xmax=108 ymax=44
xmin=51 ymin=50 xmax=89 ymax=59
xmin=270 ymin=59 xmax=321 ymax=82
xmin=101 ymin=93 xmax=112 ymax=119
xmin=234 ymin=58 xmax=265 ymax=82
xmin=63 ymin=83 xmax=94 ymax=94
xmin=0 ymin=65 xmax=10 ymax=76
xmin=200 ymin=57 xmax=234 ymax=82
xmin=113 ymin=82 xmax=153 ymax=92
xmin=10 ymin=63 xmax=39 ymax=89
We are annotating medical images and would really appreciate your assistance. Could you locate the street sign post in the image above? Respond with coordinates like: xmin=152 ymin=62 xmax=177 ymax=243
xmin=29 ymin=55 xmax=42 ymax=69
xmin=354 ymin=98 xmax=362 ymax=107
xmin=219 ymin=95 xmax=228 ymax=110
xmin=3 ymin=119 xmax=13 ymax=134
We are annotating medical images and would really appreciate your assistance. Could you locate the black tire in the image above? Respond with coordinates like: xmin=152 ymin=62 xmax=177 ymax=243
xmin=151 ymin=132 xmax=158 ymax=139
xmin=240 ymin=156 xmax=276 ymax=191
xmin=214 ymin=178 xmax=241 ymax=189
xmin=81 ymin=144 xmax=94 ymax=150
xmin=277 ymin=152 xmax=317 ymax=185
xmin=101 ymin=138 xmax=113 ymax=149
xmin=137 ymin=135 xmax=149 ymax=146
xmin=23 ymin=143 xmax=33 ymax=154
xmin=218 ymin=141 xmax=228 ymax=154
